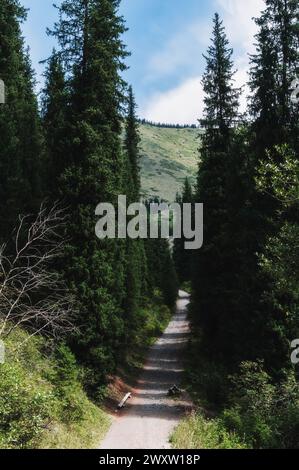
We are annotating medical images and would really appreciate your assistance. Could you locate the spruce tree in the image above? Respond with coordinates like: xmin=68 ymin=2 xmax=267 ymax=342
xmin=249 ymin=0 xmax=299 ymax=154
xmin=48 ymin=0 xmax=129 ymax=387
xmin=145 ymin=236 xmax=178 ymax=309
xmin=122 ymin=85 xmax=148 ymax=338
xmin=248 ymin=0 xmax=299 ymax=252
xmin=193 ymin=14 xmax=250 ymax=362
xmin=200 ymin=13 xmax=240 ymax=143
xmin=124 ymin=85 xmax=141 ymax=202
xmin=0 ymin=0 xmax=43 ymax=240
xmin=173 ymin=178 xmax=194 ymax=284
xmin=246 ymin=0 xmax=299 ymax=374
xmin=193 ymin=7 xmax=299 ymax=373
xmin=41 ymin=51 xmax=69 ymax=198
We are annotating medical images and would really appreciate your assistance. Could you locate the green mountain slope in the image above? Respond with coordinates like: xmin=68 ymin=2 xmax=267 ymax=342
xmin=139 ymin=124 xmax=200 ymax=202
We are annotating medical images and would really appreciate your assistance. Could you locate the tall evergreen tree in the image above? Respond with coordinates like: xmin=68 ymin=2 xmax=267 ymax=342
xmin=145 ymin=236 xmax=178 ymax=309
xmin=192 ymin=14 xmax=256 ymax=363
xmin=48 ymin=0 xmax=130 ymax=387
xmin=173 ymin=177 xmax=194 ymax=284
xmin=124 ymin=85 xmax=141 ymax=202
xmin=193 ymin=8 xmax=299 ymax=373
xmin=122 ymin=86 xmax=148 ymax=338
xmin=200 ymin=13 xmax=240 ymax=142
xmin=249 ymin=0 xmax=299 ymax=154
xmin=0 ymin=0 xmax=43 ymax=240
xmin=41 ymin=51 xmax=69 ymax=198
xmin=246 ymin=0 xmax=299 ymax=373
xmin=248 ymin=0 xmax=299 ymax=250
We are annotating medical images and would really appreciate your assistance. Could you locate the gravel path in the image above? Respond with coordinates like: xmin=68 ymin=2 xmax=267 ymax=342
xmin=100 ymin=290 xmax=191 ymax=450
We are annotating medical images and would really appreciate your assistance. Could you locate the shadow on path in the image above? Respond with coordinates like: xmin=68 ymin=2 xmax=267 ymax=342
xmin=100 ymin=290 xmax=193 ymax=449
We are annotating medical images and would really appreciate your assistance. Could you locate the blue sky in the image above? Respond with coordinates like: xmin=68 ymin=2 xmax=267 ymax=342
xmin=21 ymin=0 xmax=265 ymax=124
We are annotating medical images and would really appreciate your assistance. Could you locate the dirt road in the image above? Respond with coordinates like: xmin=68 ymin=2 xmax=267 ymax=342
xmin=100 ymin=290 xmax=192 ymax=450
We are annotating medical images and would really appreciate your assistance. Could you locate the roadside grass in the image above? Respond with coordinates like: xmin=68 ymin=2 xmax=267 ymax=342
xmin=0 ymin=327 xmax=110 ymax=449
xmin=39 ymin=400 xmax=110 ymax=449
xmin=171 ymin=413 xmax=247 ymax=449
xmin=170 ymin=341 xmax=248 ymax=450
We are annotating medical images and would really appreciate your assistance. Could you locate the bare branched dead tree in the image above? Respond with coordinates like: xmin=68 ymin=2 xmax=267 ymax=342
xmin=0 ymin=202 xmax=77 ymax=347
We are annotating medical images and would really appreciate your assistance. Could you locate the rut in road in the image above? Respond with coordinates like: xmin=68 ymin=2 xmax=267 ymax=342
xmin=100 ymin=290 xmax=192 ymax=450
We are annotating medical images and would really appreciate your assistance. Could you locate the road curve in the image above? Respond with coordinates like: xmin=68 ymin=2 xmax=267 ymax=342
xmin=100 ymin=290 xmax=191 ymax=450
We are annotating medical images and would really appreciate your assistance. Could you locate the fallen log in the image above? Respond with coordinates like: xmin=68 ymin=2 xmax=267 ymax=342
xmin=117 ymin=392 xmax=132 ymax=410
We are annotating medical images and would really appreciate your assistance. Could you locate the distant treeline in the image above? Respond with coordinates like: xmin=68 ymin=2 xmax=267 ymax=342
xmin=138 ymin=118 xmax=198 ymax=129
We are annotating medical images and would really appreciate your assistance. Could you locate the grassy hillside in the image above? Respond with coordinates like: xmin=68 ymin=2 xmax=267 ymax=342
xmin=139 ymin=124 xmax=200 ymax=202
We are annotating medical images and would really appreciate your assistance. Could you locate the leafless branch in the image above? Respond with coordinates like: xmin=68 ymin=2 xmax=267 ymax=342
xmin=0 ymin=202 xmax=77 ymax=346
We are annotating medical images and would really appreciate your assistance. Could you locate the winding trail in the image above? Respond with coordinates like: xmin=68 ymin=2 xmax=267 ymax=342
xmin=100 ymin=291 xmax=192 ymax=450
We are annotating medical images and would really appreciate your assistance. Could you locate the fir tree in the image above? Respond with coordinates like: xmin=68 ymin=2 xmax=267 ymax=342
xmin=122 ymin=85 xmax=148 ymax=338
xmin=48 ymin=0 xmax=129 ymax=386
xmin=200 ymin=13 xmax=240 ymax=142
xmin=0 ymin=0 xmax=43 ymax=240
xmin=193 ymin=14 xmax=251 ymax=362
xmin=173 ymin=178 xmax=194 ymax=284
xmin=124 ymin=85 xmax=141 ymax=202
xmin=249 ymin=0 xmax=299 ymax=153
xmin=41 ymin=51 xmax=70 ymax=198
xmin=246 ymin=0 xmax=299 ymax=372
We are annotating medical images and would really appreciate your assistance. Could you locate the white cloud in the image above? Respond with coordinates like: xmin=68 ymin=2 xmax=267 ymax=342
xmin=142 ymin=77 xmax=204 ymax=125
xmin=216 ymin=0 xmax=265 ymax=53
xmin=142 ymin=62 xmax=249 ymax=125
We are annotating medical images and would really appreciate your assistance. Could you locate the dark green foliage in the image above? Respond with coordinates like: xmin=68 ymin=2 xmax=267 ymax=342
xmin=192 ymin=6 xmax=298 ymax=372
xmin=41 ymin=0 xmax=177 ymax=393
xmin=192 ymin=14 xmax=251 ymax=364
xmin=188 ymin=4 xmax=299 ymax=449
xmin=0 ymin=362 xmax=51 ymax=448
xmin=173 ymin=178 xmax=194 ymax=283
xmin=45 ymin=0 xmax=129 ymax=388
xmin=145 ymin=236 xmax=178 ymax=309
xmin=41 ymin=51 xmax=70 ymax=198
xmin=249 ymin=0 xmax=299 ymax=154
xmin=122 ymin=86 xmax=149 ymax=340
xmin=125 ymin=85 xmax=141 ymax=202
xmin=52 ymin=344 xmax=84 ymax=423
xmin=222 ymin=362 xmax=299 ymax=449
xmin=244 ymin=0 xmax=299 ymax=372
xmin=200 ymin=13 xmax=240 ymax=137
xmin=255 ymin=145 xmax=299 ymax=370
xmin=0 ymin=0 xmax=43 ymax=240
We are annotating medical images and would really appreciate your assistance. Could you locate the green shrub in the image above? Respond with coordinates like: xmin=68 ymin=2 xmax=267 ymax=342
xmin=171 ymin=413 xmax=247 ymax=449
xmin=222 ymin=362 xmax=299 ymax=448
xmin=51 ymin=345 xmax=84 ymax=423
xmin=0 ymin=363 xmax=52 ymax=448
